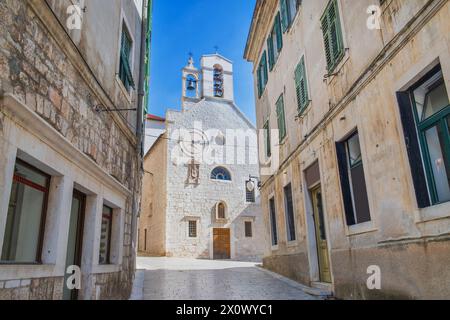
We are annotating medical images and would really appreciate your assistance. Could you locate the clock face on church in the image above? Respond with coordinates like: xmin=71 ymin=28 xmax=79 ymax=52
xmin=180 ymin=129 xmax=209 ymax=159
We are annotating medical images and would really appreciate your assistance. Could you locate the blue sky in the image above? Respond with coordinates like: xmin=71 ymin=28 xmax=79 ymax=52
xmin=148 ymin=0 xmax=257 ymax=124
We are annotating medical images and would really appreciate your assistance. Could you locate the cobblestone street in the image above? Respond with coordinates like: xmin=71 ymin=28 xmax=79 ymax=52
xmin=131 ymin=257 xmax=321 ymax=300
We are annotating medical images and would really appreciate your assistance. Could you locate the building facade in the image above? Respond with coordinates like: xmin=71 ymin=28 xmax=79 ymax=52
xmin=245 ymin=0 xmax=450 ymax=299
xmin=144 ymin=113 xmax=166 ymax=155
xmin=0 ymin=0 xmax=151 ymax=299
xmin=139 ymin=54 xmax=266 ymax=261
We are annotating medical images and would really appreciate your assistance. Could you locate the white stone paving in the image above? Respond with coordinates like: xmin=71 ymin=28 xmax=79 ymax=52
xmin=131 ymin=257 xmax=320 ymax=300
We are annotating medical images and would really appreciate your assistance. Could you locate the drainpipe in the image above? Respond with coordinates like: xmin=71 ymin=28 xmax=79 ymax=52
xmin=131 ymin=0 xmax=149 ymax=257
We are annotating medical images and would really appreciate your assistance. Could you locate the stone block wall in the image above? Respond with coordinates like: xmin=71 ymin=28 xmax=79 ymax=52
xmin=0 ymin=0 xmax=142 ymax=300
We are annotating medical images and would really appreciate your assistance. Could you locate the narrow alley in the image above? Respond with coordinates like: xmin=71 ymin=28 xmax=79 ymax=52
xmin=131 ymin=257 xmax=325 ymax=300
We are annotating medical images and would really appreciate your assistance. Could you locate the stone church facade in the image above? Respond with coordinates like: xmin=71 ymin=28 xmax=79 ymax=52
xmin=139 ymin=54 xmax=265 ymax=261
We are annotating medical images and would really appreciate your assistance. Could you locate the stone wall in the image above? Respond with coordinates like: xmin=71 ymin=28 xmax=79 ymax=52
xmin=0 ymin=278 xmax=64 ymax=300
xmin=0 ymin=0 xmax=142 ymax=300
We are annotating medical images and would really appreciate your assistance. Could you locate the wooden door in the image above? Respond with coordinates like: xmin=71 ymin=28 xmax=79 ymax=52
xmin=213 ymin=228 xmax=230 ymax=260
xmin=311 ymin=186 xmax=332 ymax=283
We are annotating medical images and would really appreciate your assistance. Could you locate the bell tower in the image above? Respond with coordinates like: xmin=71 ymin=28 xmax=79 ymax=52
xmin=200 ymin=54 xmax=234 ymax=102
xmin=182 ymin=55 xmax=201 ymax=111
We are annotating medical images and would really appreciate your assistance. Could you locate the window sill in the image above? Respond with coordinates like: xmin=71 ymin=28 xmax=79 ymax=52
xmin=0 ymin=264 xmax=58 ymax=281
xmin=115 ymin=75 xmax=133 ymax=103
xmin=271 ymin=245 xmax=279 ymax=251
xmin=210 ymin=179 xmax=232 ymax=184
xmin=297 ymin=101 xmax=312 ymax=119
xmin=346 ymin=221 xmax=378 ymax=236
xmin=286 ymin=240 xmax=298 ymax=247
xmin=92 ymin=264 xmax=121 ymax=274
xmin=286 ymin=10 xmax=301 ymax=35
xmin=416 ymin=201 xmax=450 ymax=224
xmin=325 ymin=50 xmax=350 ymax=83
xmin=279 ymin=135 xmax=288 ymax=146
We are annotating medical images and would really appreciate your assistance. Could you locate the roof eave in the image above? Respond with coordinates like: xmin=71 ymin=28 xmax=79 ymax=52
xmin=244 ymin=0 xmax=264 ymax=62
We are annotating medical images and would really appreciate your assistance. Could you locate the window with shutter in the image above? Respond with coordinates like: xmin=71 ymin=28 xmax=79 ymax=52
xmin=269 ymin=198 xmax=278 ymax=246
xmin=406 ymin=65 xmax=450 ymax=206
xmin=336 ymin=131 xmax=371 ymax=226
xmin=321 ymin=0 xmax=344 ymax=74
xmin=284 ymin=184 xmax=296 ymax=242
xmin=267 ymin=12 xmax=283 ymax=71
xmin=257 ymin=51 xmax=269 ymax=98
xmin=295 ymin=56 xmax=309 ymax=114
xmin=262 ymin=52 xmax=268 ymax=86
xmin=267 ymin=35 xmax=274 ymax=71
xmin=119 ymin=25 xmax=135 ymax=91
xmin=280 ymin=0 xmax=299 ymax=32
xmin=264 ymin=120 xmax=271 ymax=158
xmin=280 ymin=0 xmax=289 ymax=32
xmin=276 ymin=94 xmax=287 ymax=142
xmin=275 ymin=13 xmax=283 ymax=53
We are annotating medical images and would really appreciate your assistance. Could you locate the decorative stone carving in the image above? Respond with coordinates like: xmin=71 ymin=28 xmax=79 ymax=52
xmin=187 ymin=159 xmax=200 ymax=184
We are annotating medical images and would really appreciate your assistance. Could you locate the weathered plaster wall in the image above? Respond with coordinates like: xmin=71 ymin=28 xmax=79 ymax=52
xmin=248 ymin=0 xmax=450 ymax=299
xmin=139 ymin=137 xmax=167 ymax=256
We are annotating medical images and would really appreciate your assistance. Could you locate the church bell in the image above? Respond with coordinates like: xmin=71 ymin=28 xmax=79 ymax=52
xmin=187 ymin=78 xmax=196 ymax=91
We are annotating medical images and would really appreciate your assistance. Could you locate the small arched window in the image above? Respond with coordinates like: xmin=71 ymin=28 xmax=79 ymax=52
xmin=213 ymin=64 xmax=224 ymax=97
xmin=211 ymin=167 xmax=231 ymax=181
xmin=217 ymin=202 xmax=226 ymax=219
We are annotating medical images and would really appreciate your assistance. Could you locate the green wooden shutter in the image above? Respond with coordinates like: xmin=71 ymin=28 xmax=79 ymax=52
xmin=275 ymin=13 xmax=283 ymax=53
xmin=267 ymin=36 xmax=274 ymax=71
xmin=262 ymin=51 xmax=268 ymax=86
xmin=321 ymin=13 xmax=332 ymax=71
xmin=258 ymin=51 xmax=268 ymax=98
xmin=276 ymin=95 xmax=287 ymax=141
xmin=321 ymin=0 xmax=344 ymax=73
xmin=257 ymin=64 xmax=262 ymax=98
xmin=119 ymin=29 xmax=135 ymax=90
xmin=280 ymin=0 xmax=289 ymax=32
xmin=295 ymin=56 xmax=309 ymax=113
xmin=264 ymin=120 xmax=271 ymax=158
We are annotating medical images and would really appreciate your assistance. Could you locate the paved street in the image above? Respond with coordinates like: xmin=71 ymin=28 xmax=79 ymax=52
xmin=130 ymin=257 xmax=320 ymax=300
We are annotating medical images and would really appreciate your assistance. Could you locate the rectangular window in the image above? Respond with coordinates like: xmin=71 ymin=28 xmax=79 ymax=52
xmin=1 ymin=160 xmax=50 ymax=263
xmin=188 ymin=220 xmax=197 ymax=238
xmin=399 ymin=65 xmax=450 ymax=207
xmin=276 ymin=94 xmax=287 ymax=142
xmin=269 ymin=198 xmax=278 ymax=246
xmin=245 ymin=221 xmax=253 ymax=238
xmin=144 ymin=228 xmax=147 ymax=251
xmin=119 ymin=24 xmax=135 ymax=91
xmin=264 ymin=119 xmax=271 ymax=158
xmin=257 ymin=51 xmax=268 ymax=98
xmin=284 ymin=184 xmax=296 ymax=242
xmin=280 ymin=0 xmax=299 ymax=32
xmin=99 ymin=205 xmax=113 ymax=264
xmin=267 ymin=12 xmax=283 ymax=71
xmin=321 ymin=0 xmax=344 ymax=73
xmin=295 ymin=56 xmax=309 ymax=114
xmin=336 ymin=131 xmax=371 ymax=226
